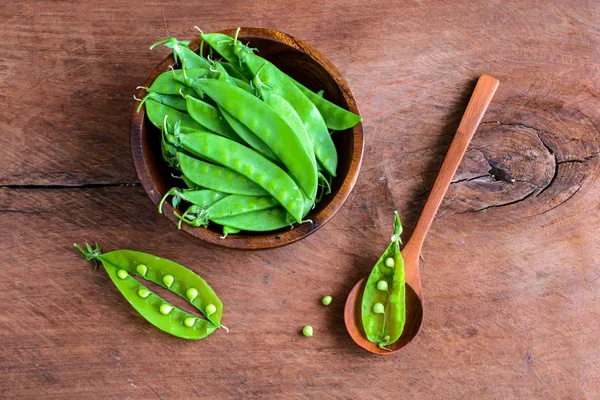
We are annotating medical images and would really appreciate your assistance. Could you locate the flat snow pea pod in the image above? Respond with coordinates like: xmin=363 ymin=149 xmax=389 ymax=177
xmin=219 ymin=108 xmax=280 ymax=163
xmin=151 ymin=37 xmax=212 ymax=70
xmin=139 ymin=92 xmax=187 ymax=112
xmin=231 ymin=77 xmax=254 ymax=94
xmin=178 ymin=152 xmax=268 ymax=196
xmin=207 ymin=195 xmax=279 ymax=219
xmin=361 ymin=212 xmax=405 ymax=348
xmin=145 ymin=99 xmax=206 ymax=132
xmin=177 ymin=195 xmax=279 ymax=228
xmin=75 ymin=243 xmax=221 ymax=339
xmin=234 ymin=42 xmax=338 ymax=177
xmin=200 ymin=32 xmax=252 ymax=79
xmin=257 ymin=85 xmax=317 ymax=199
xmin=178 ymin=195 xmax=279 ymax=227
xmin=211 ymin=61 xmax=238 ymax=86
xmin=220 ymin=61 xmax=249 ymax=82
xmin=212 ymin=207 xmax=294 ymax=232
xmin=148 ymin=68 xmax=209 ymax=96
xmin=158 ymin=187 xmax=228 ymax=214
xmin=168 ymin=127 xmax=305 ymax=223
xmin=185 ymin=95 xmax=242 ymax=142
xmin=191 ymin=79 xmax=317 ymax=202
xmin=291 ymin=78 xmax=362 ymax=131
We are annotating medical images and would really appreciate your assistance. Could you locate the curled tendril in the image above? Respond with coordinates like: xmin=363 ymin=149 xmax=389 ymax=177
xmin=135 ymin=92 xmax=155 ymax=112
xmin=158 ymin=188 xmax=178 ymax=214
xmin=233 ymin=27 xmax=241 ymax=47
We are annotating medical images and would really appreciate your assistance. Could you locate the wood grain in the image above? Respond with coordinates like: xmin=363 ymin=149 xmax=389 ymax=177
xmin=1 ymin=0 xmax=599 ymax=398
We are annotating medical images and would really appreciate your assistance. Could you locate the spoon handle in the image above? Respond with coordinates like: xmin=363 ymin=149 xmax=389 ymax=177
xmin=404 ymin=74 xmax=499 ymax=259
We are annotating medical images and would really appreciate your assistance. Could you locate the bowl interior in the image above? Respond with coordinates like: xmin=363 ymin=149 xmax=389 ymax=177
xmin=134 ymin=29 xmax=362 ymax=249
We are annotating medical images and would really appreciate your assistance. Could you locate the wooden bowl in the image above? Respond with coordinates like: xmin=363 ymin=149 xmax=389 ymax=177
xmin=130 ymin=28 xmax=364 ymax=249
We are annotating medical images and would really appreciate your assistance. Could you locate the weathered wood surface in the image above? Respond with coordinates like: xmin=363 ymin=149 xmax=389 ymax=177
xmin=1 ymin=1 xmax=599 ymax=398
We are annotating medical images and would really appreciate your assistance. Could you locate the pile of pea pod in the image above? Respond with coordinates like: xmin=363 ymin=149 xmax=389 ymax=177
xmin=136 ymin=28 xmax=362 ymax=235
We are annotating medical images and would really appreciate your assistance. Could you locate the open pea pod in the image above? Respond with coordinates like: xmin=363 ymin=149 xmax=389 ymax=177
xmin=361 ymin=212 xmax=405 ymax=348
xmin=75 ymin=243 xmax=224 ymax=339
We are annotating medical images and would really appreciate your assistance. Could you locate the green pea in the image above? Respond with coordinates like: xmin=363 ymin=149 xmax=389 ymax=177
xmin=373 ymin=303 xmax=385 ymax=314
xmin=385 ymin=257 xmax=395 ymax=268
xmin=322 ymin=296 xmax=332 ymax=306
xmin=302 ymin=325 xmax=313 ymax=337
xmin=159 ymin=304 xmax=173 ymax=315
xmin=136 ymin=264 xmax=148 ymax=276
xmin=186 ymin=288 xmax=198 ymax=301
xmin=117 ymin=269 xmax=128 ymax=279
xmin=376 ymin=281 xmax=388 ymax=291
xmin=163 ymin=274 xmax=174 ymax=288
xmin=205 ymin=304 xmax=217 ymax=316
xmin=183 ymin=317 xmax=196 ymax=327
xmin=137 ymin=288 xmax=151 ymax=298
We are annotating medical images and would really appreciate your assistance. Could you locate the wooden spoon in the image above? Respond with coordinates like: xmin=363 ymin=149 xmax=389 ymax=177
xmin=344 ymin=74 xmax=500 ymax=354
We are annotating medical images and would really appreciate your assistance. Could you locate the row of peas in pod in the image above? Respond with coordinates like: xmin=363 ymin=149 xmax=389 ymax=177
xmin=136 ymin=28 xmax=362 ymax=236
xmin=75 ymin=243 xmax=225 ymax=340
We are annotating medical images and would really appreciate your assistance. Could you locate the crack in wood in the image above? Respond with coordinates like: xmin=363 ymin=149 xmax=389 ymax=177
xmin=0 ymin=183 xmax=140 ymax=190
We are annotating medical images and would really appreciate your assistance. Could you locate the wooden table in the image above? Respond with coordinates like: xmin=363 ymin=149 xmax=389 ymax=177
xmin=2 ymin=1 xmax=598 ymax=398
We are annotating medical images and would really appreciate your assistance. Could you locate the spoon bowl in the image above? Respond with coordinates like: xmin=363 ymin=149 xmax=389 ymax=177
xmin=345 ymin=278 xmax=423 ymax=354
xmin=344 ymin=74 xmax=500 ymax=354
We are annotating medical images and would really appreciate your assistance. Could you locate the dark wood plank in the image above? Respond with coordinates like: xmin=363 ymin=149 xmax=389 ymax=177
xmin=1 ymin=0 xmax=599 ymax=398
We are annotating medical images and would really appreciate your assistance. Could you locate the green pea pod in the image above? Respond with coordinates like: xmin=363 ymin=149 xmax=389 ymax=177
xmin=200 ymin=32 xmax=253 ymax=79
xmin=158 ymin=187 xmax=228 ymax=214
xmin=212 ymin=207 xmax=294 ymax=232
xmin=207 ymin=195 xmax=279 ymax=219
xmin=361 ymin=212 xmax=405 ymax=348
xmin=220 ymin=62 xmax=250 ymax=82
xmin=177 ymin=152 xmax=268 ymax=196
xmin=257 ymin=86 xmax=318 ymax=200
xmin=75 ymin=243 xmax=222 ymax=339
xmin=177 ymin=195 xmax=279 ymax=228
xmin=291 ymin=79 xmax=362 ymax=131
xmin=145 ymin=99 xmax=206 ymax=132
xmin=231 ymin=77 xmax=255 ymax=94
xmin=169 ymin=128 xmax=305 ymax=223
xmin=182 ymin=175 xmax=201 ymax=189
xmin=191 ymin=79 xmax=317 ymax=203
xmin=233 ymin=43 xmax=338 ymax=177
xmin=219 ymin=107 xmax=280 ymax=163
xmin=148 ymin=68 xmax=209 ymax=95
xmin=151 ymin=37 xmax=212 ymax=70
xmin=142 ymin=92 xmax=187 ymax=112
xmin=185 ymin=96 xmax=242 ymax=142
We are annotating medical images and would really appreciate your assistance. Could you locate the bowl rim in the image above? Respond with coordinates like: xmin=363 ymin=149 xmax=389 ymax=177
xmin=130 ymin=27 xmax=364 ymax=250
